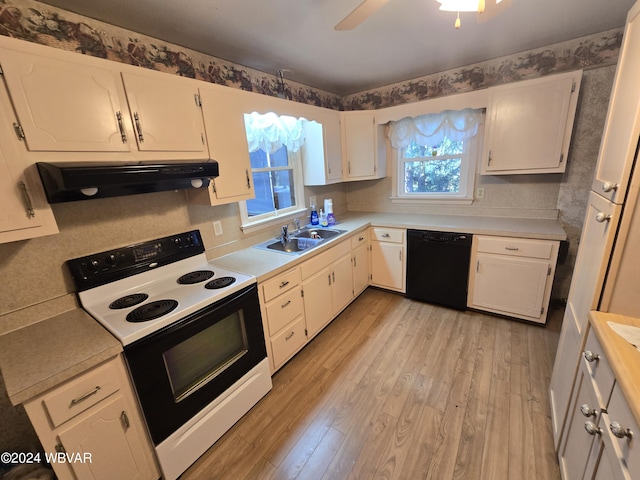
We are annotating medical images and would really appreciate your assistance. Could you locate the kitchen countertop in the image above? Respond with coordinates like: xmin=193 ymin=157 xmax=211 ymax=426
xmin=0 ymin=308 xmax=122 ymax=406
xmin=589 ymin=311 xmax=640 ymax=427
xmin=209 ymin=211 xmax=567 ymax=282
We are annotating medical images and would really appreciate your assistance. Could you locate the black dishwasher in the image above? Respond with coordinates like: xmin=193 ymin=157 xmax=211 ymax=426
xmin=406 ymin=229 xmax=472 ymax=310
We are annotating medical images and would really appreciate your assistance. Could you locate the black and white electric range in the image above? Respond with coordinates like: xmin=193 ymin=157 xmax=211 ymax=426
xmin=67 ymin=230 xmax=272 ymax=480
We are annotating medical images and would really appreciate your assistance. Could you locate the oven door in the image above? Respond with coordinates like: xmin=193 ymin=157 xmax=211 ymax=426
xmin=124 ymin=283 xmax=266 ymax=445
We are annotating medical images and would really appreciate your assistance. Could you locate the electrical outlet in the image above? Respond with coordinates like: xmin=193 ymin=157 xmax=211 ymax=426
xmin=213 ymin=221 xmax=223 ymax=236
xmin=476 ymin=188 xmax=485 ymax=199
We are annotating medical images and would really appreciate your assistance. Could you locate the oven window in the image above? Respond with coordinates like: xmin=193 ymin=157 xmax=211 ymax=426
xmin=163 ymin=311 xmax=248 ymax=402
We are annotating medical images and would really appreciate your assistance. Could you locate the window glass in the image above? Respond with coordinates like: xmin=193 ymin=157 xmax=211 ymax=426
xmin=402 ymin=138 xmax=464 ymax=194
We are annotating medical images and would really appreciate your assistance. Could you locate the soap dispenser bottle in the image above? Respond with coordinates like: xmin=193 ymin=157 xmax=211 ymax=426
xmin=310 ymin=204 xmax=319 ymax=226
xmin=319 ymin=209 xmax=328 ymax=227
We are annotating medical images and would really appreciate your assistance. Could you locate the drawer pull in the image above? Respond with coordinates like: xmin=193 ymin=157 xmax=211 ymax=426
xmin=580 ymin=404 xmax=597 ymax=418
xmin=358 ymin=236 xmax=364 ymax=241
xmin=584 ymin=421 xmax=602 ymax=436
xmin=505 ymin=246 xmax=519 ymax=251
xmin=279 ymin=281 xmax=290 ymax=288
xmin=281 ymin=300 xmax=291 ymax=308
xmin=70 ymin=386 xmax=101 ymax=406
xmin=595 ymin=212 xmax=611 ymax=223
xmin=285 ymin=331 xmax=295 ymax=341
xmin=584 ymin=350 xmax=600 ymax=363
xmin=382 ymin=233 xmax=391 ymax=238
xmin=610 ymin=421 xmax=633 ymax=439
xmin=602 ymin=182 xmax=619 ymax=193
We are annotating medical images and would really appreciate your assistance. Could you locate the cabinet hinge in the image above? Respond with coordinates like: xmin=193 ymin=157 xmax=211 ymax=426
xmin=13 ymin=123 xmax=25 ymax=141
xmin=194 ymin=93 xmax=202 ymax=107
xmin=559 ymin=153 xmax=564 ymax=163
xmin=0 ymin=63 xmax=4 ymax=75
xmin=55 ymin=441 xmax=66 ymax=453
xmin=541 ymin=306 xmax=545 ymax=315
xmin=547 ymin=265 xmax=552 ymax=276
xmin=571 ymin=81 xmax=576 ymax=93
xmin=211 ymin=181 xmax=217 ymax=194
xmin=301 ymin=289 xmax=304 ymax=298
xmin=201 ymin=132 xmax=205 ymax=145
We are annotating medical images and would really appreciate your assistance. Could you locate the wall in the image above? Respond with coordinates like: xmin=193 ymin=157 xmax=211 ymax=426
xmin=0 ymin=0 xmax=621 ymax=454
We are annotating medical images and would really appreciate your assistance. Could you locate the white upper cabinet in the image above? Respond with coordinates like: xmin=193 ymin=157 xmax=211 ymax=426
xmin=187 ymin=84 xmax=255 ymax=205
xmin=341 ymin=110 xmax=385 ymax=181
xmin=120 ymin=70 xmax=207 ymax=155
xmin=591 ymin=4 xmax=640 ymax=203
xmin=301 ymin=109 xmax=343 ymax=186
xmin=0 ymin=47 xmax=131 ymax=153
xmin=481 ymin=70 xmax=582 ymax=175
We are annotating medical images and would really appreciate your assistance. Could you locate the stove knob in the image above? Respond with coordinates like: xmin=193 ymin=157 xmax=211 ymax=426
xmin=174 ymin=237 xmax=183 ymax=247
xmin=88 ymin=259 xmax=100 ymax=272
xmin=104 ymin=254 xmax=118 ymax=267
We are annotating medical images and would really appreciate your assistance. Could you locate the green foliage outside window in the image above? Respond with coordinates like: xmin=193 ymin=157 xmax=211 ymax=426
xmin=402 ymin=138 xmax=464 ymax=194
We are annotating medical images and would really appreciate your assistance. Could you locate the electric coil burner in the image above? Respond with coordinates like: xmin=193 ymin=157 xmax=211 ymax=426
xmin=67 ymin=230 xmax=272 ymax=480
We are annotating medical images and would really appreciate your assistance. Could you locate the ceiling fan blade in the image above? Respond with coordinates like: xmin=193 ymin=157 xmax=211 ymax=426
xmin=334 ymin=0 xmax=392 ymax=31
xmin=478 ymin=0 xmax=511 ymax=22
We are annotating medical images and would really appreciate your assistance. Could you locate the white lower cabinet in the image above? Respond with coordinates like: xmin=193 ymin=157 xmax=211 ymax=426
xmin=302 ymin=239 xmax=353 ymax=339
xmin=22 ymin=356 xmax=159 ymax=480
xmin=467 ymin=235 xmax=559 ymax=324
xmin=369 ymin=227 xmax=405 ymax=293
xmin=351 ymin=233 xmax=370 ymax=297
xmin=559 ymin=322 xmax=638 ymax=480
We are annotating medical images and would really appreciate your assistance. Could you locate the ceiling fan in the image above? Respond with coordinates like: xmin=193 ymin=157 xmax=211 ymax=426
xmin=334 ymin=0 xmax=512 ymax=31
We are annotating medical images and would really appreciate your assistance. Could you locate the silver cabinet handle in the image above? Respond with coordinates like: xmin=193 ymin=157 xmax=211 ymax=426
xmin=279 ymin=281 xmax=289 ymax=288
xmin=133 ymin=112 xmax=144 ymax=142
xmin=610 ymin=421 xmax=633 ymax=439
xmin=70 ymin=386 xmax=101 ymax=406
xmin=580 ymin=404 xmax=597 ymax=418
xmin=505 ymin=246 xmax=519 ymax=251
xmin=281 ymin=300 xmax=291 ymax=308
xmin=358 ymin=236 xmax=364 ymax=241
xmin=382 ymin=233 xmax=391 ymax=238
xmin=115 ymin=111 xmax=127 ymax=143
xmin=487 ymin=149 xmax=493 ymax=166
xmin=332 ymin=271 xmax=335 ymax=283
xmin=584 ymin=350 xmax=600 ymax=363
xmin=19 ymin=181 xmax=35 ymax=219
xmin=285 ymin=331 xmax=295 ymax=341
xmin=246 ymin=169 xmax=251 ymax=189
xmin=595 ymin=212 xmax=611 ymax=223
xmin=328 ymin=274 xmax=332 ymax=286
xmin=120 ymin=410 xmax=130 ymax=430
xmin=353 ymin=256 xmax=357 ymax=268
xmin=584 ymin=421 xmax=602 ymax=436
xmin=602 ymin=182 xmax=619 ymax=192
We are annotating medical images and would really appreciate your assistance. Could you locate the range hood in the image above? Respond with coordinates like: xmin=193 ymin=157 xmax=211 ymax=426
xmin=36 ymin=161 xmax=219 ymax=203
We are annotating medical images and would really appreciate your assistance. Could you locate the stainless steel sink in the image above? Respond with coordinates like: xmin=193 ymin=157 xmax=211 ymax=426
xmin=253 ymin=227 xmax=346 ymax=255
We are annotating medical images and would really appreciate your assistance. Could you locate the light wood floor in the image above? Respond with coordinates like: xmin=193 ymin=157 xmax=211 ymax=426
xmin=182 ymin=288 xmax=562 ymax=480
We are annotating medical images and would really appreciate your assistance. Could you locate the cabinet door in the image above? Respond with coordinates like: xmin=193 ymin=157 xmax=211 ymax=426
xmin=591 ymin=4 xmax=640 ymax=203
xmin=196 ymin=85 xmax=254 ymax=203
xmin=324 ymin=109 xmax=343 ymax=182
xmin=471 ymin=253 xmax=549 ymax=320
xmin=342 ymin=111 xmax=376 ymax=179
xmin=370 ymin=242 xmax=405 ymax=292
xmin=121 ymin=71 xmax=207 ymax=154
xmin=57 ymin=394 xmax=156 ymax=480
xmin=558 ymin=368 xmax=600 ymax=480
xmin=303 ymin=267 xmax=333 ymax=339
xmin=0 ymin=48 xmax=131 ymax=152
xmin=352 ymin=242 xmax=370 ymax=296
xmin=482 ymin=72 xmax=578 ymax=174
xmin=332 ymin=253 xmax=354 ymax=315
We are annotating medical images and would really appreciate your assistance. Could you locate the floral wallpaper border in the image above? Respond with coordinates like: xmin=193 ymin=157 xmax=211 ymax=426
xmin=0 ymin=0 xmax=623 ymax=111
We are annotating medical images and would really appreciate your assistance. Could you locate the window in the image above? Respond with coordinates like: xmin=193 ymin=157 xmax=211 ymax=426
xmin=389 ymin=108 xmax=483 ymax=203
xmin=240 ymin=112 xmax=306 ymax=230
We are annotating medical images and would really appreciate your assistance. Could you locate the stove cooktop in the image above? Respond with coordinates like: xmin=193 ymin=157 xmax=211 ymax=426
xmin=67 ymin=231 xmax=256 ymax=346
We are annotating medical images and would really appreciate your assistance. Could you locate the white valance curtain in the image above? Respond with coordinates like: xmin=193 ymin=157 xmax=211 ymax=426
xmin=388 ymin=108 xmax=484 ymax=149
xmin=244 ymin=112 xmax=306 ymax=154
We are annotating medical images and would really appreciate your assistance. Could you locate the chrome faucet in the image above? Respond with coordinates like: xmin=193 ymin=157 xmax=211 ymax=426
xmin=280 ymin=225 xmax=290 ymax=246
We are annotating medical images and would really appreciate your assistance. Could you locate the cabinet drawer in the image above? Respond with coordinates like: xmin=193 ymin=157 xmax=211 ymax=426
xmin=265 ymin=287 xmax=303 ymax=336
xmin=582 ymin=327 xmax=615 ymax=407
xmin=42 ymin=360 xmax=121 ymax=428
xmin=371 ymin=227 xmax=404 ymax=243
xmin=351 ymin=231 xmax=368 ymax=249
xmin=476 ymin=236 xmax=554 ymax=259
xmin=270 ymin=317 xmax=306 ymax=369
xmin=261 ymin=268 xmax=301 ymax=302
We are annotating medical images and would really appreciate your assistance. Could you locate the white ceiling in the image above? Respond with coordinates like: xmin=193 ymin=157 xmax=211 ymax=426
xmin=37 ymin=0 xmax=636 ymax=95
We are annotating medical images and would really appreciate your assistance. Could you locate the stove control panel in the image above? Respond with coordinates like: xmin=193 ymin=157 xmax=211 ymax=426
xmin=67 ymin=230 xmax=205 ymax=291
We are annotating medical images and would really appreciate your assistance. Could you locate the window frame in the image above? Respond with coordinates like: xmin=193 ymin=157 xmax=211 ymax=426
xmin=391 ymin=123 xmax=483 ymax=205
xmin=239 ymin=147 xmax=306 ymax=233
